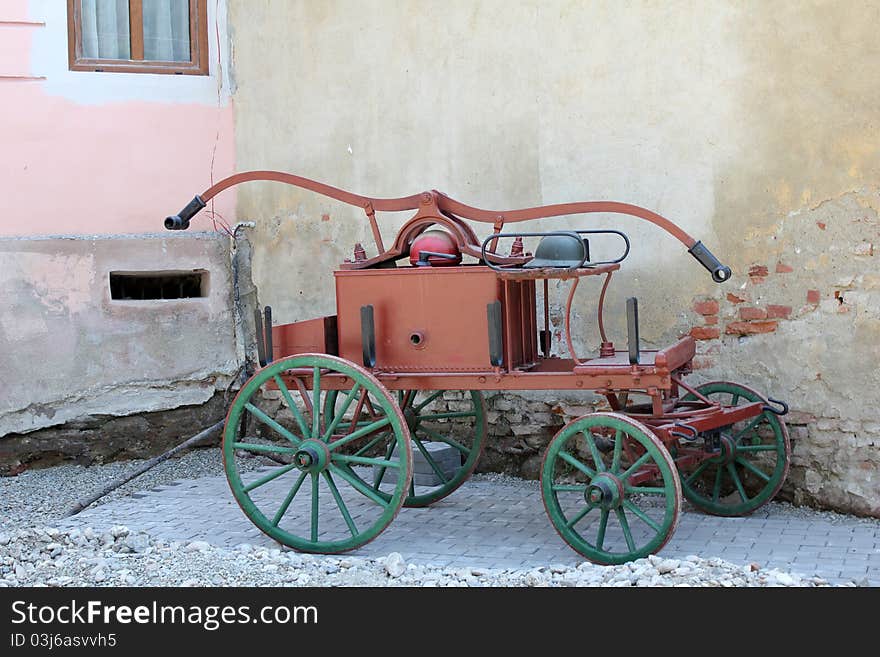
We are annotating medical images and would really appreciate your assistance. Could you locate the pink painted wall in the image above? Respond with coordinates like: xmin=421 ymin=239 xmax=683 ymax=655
xmin=0 ymin=0 xmax=235 ymax=237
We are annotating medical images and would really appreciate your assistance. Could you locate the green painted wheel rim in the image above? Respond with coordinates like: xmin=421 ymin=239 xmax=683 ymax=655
xmin=679 ymin=381 xmax=790 ymax=516
xmin=540 ymin=412 xmax=681 ymax=565
xmin=323 ymin=390 xmax=486 ymax=507
xmin=223 ymin=354 xmax=412 ymax=554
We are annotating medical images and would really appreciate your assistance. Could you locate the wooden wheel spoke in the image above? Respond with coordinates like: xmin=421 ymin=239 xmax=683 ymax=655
xmin=328 ymin=463 xmax=390 ymax=508
xmin=412 ymin=436 xmax=449 ymax=484
xmin=373 ymin=440 xmax=396 ymax=489
xmin=232 ymin=441 xmax=296 ymax=455
xmin=418 ymin=411 xmax=476 ymax=421
xmin=583 ymin=431 xmax=605 ymax=472
xmin=272 ymin=470 xmax=308 ymax=527
xmin=322 ymin=383 xmax=362 ymax=441
xmin=419 ymin=426 xmax=470 ymax=455
xmin=595 ymin=508 xmax=609 ymax=550
xmin=614 ymin=507 xmax=636 ymax=552
xmin=363 ymin=395 xmax=379 ymax=420
xmin=611 ymin=429 xmax=623 ymax=473
xmin=558 ymin=451 xmax=596 ymax=478
xmin=332 ymin=453 xmax=400 ymax=469
xmin=735 ymin=456 xmax=772 ymax=482
xmin=273 ymin=375 xmax=310 ymax=439
xmin=311 ymin=367 xmax=322 ymax=439
xmin=622 ymin=500 xmax=661 ymax=533
xmin=242 ymin=463 xmax=298 ymax=493
xmin=736 ymin=444 xmax=777 ymax=452
xmin=732 ymin=415 xmax=764 ymax=441
xmin=414 ymin=390 xmax=444 ymax=412
xmin=711 ymin=465 xmax=724 ymax=502
xmin=726 ymin=463 xmax=749 ymax=502
xmin=565 ymin=504 xmax=593 ymax=529
xmin=310 ymin=473 xmax=319 ymax=542
xmin=619 ymin=451 xmax=652 ymax=481
xmin=353 ymin=431 xmax=390 ymax=457
xmin=243 ymin=403 xmax=301 ymax=446
xmin=624 ymin=486 xmax=667 ymax=495
xmin=684 ymin=460 xmax=710 ymax=485
xmin=552 ymin=484 xmax=587 ymax=493
xmin=323 ymin=472 xmax=358 ymax=538
xmin=292 ymin=377 xmax=313 ymax=423
xmin=327 ymin=417 xmax=391 ymax=451
xmin=346 ymin=388 xmax=369 ymax=435
xmin=615 ymin=508 xmax=637 ymax=553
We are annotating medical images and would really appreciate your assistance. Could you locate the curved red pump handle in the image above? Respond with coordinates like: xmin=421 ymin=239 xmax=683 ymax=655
xmin=163 ymin=170 xmax=731 ymax=283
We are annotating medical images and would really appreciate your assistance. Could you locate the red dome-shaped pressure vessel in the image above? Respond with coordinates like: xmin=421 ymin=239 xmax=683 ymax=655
xmin=409 ymin=229 xmax=462 ymax=267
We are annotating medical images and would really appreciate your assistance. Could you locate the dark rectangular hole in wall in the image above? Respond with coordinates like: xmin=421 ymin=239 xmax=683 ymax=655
xmin=109 ymin=270 xmax=208 ymax=300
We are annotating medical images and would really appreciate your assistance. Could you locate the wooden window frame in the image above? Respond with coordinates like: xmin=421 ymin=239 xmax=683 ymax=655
xmin=67 ymin=0 xmax=209 ymax=75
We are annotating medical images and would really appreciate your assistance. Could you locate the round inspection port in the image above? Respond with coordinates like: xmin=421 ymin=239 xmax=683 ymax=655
xmin=409 ymin=331 xmax=426 ymax=349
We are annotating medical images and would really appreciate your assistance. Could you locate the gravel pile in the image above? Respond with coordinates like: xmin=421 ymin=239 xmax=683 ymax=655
xmin=0 ymin=448 xmax=260 ymax=533
xmin=0 ymin=526 xmax=832 ymax=587
xmin=0 ymin=448 xmax=863 ymax=587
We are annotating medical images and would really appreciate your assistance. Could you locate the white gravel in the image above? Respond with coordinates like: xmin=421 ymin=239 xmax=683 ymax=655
xmin=0 ymin=448 xmax=856 ymax=587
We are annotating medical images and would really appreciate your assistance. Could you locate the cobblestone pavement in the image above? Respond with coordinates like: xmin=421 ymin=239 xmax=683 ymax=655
xmin=61 ymin=470 xmax=880 ymax=586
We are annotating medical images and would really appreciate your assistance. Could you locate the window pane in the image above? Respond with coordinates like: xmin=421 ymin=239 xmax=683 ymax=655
xmin=143 ymin=0 xmax=192 ymax=62
xmin=80 ymin=0 xmax=130 ymax=60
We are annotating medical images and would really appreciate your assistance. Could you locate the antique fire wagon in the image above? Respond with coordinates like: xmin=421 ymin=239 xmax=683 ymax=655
xmin=164 ymin=171 xmax=790 ymax=565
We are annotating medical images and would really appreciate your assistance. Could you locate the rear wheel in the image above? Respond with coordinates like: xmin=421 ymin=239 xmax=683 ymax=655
xmin=324 ymin=389 xmax=486 ymax=507
xmin=223 ymin=354 xmax=412 ymax=553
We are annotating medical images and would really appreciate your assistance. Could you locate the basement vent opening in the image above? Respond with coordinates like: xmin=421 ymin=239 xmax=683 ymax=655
xmin=109 ymin=270 xmax=208 ymax=300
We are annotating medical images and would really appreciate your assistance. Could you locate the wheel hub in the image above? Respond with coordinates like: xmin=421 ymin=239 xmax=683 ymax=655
xmin=708 ymin=434 xmax=737 ymax=466
xmin=403 ymin=406 xmax=419 ymax=432
xmin=294 ymin=440 xmax=330 ymax=473
xmin=585 ymin=473 xmax=624 ymax=510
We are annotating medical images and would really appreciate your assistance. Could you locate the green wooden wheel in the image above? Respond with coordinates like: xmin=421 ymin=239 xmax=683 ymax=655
xmin=540 ymin=412 xmax=681 ymax=565
xmin=324 ymin=390 xmax=486 ymax=507
xmin=223 ymin=354 xmax=412 ymax=554
xmin=679 ymin=381 xmax=790 ymax=516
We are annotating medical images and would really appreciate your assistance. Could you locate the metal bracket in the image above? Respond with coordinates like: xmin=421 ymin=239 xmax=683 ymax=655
xmin=670 ymin=422 xmax=699 ymax=441
xmin=626 ymin=297 xmax=640 ymax=365
xmin=763 ymin=397 xmax=789 ymax=416
xmin=361 ymin=305 xmax=376 ymax=368
xmin=487 ymin=301 xmax=503 ymax=367
xmin=254 ymin=305 xmax=274 ymax=367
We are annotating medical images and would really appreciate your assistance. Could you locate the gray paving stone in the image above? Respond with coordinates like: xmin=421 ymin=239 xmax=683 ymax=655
xmin=60 ymin=472 xmax=880 ymax=586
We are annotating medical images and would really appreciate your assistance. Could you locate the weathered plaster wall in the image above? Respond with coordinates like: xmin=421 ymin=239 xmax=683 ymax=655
xmin=2 ymin=0 xmax=236 ymax=237
xmin=0 ymin=2 xmax=241 ymax=467
xmin=228 ymin=1 xmax=880 ymax=515
xmin=0 ymin=234 xmax=241 ymax=470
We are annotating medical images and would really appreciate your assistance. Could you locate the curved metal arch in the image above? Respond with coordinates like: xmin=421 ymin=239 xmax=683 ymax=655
xmin=196 ymin=170 xmax=696 ymax=249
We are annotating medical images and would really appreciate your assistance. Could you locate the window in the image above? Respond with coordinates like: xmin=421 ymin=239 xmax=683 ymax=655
xmin=67 ymin=0 xmax=208 ymax=75
xmin=109 ymin=270 xmax=208 ymax=300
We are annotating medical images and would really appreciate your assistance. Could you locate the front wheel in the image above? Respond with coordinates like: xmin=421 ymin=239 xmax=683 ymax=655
xmin=679 ymin=381 xmax=790 ymax=516
xmin=541 ymin=412 xmax=681 ymax=565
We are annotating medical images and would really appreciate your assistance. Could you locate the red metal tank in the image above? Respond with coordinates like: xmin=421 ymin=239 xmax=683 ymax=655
xmin=409 ymin=229 xmax=462 ymax=266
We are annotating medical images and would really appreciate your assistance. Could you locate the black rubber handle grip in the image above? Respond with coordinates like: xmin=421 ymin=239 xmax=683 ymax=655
xmin=164 ymin=195 xmax=206 ymax=230
xmin=688 ymin=241 xmax=732 ymax=283
xmin=416 ymin=251 xmax=459 ymax=266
